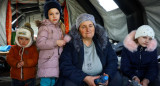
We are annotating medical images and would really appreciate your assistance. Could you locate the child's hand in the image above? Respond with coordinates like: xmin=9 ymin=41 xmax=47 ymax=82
xmin=17 ymin=61 xmax=24 ymax=68
xmin=141 ymin=79 xmax=149 ymax=86
xmin=64 ymin=35 xmax=71 ymax=43
xmin=56 ymin=40 xmax=66 ymax=47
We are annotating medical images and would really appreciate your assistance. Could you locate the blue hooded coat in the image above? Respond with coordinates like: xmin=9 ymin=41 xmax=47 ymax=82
xmin=55 ymin=24 xmax=118 ymax=86
xmin=120 ymin=31 xmax=158 ymax=82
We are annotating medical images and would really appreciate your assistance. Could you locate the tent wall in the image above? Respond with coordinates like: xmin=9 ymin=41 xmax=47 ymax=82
xmin=65 ymin=0 xmax=127 ymax=42
xmin=114 ymin=0 xmax=147 ymax=33
xmin=66 ymin=0 xmax=86 ymax=28
xmin=0 ymin=0 xmax=8 ymax=46
xmin=89 ymin=0 xmax=127 ymax=42
xmin=140 ymin=0 xmax=160 ymax=52
xmin=60 ymin=0 xmax=160 ymax=51
xmin=76 ymin=0 xmax=104 ymax=26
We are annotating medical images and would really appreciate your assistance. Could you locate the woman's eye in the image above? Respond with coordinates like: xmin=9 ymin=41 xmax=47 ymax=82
xmin=81 ymin=26 xmax=86 ymax=29
xmin=89 ymin=25 xmax=93 ymax=27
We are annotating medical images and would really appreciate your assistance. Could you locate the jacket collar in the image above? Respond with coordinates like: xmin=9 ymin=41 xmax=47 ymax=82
xmin=41 ymin=19 xmax=60 ymax=27
xmin=123 ymin=30 xmax=157 ymax=52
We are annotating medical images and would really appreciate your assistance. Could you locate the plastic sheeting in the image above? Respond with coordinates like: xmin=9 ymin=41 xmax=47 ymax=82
xmin=66 ymin=0 xmax=86 ymax=28
xmin=89 ymin=0 xmax=128 ymax=42
xmin=65 ymin=0 xmax=127 ymax=42
xmin=140 ymin=0 xmax=160 ymax=48
xmin=0 ymin=0 xmax=8 ymax=46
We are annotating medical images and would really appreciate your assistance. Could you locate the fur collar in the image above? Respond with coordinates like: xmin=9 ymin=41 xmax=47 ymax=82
xmin=123 ymin=30 xmax=157 ymax=52
xmin=69 ymin=24 xmax=108 ymax=52
xmin=35 ymin=19 xmax=60 ymax=28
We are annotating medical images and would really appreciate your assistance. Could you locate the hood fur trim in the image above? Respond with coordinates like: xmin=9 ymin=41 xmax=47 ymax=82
xmin=124 ymin=30 xmax=157 ymax=52
xmin=35 ymin=19 xmax=59 ymax=28
xmin=69 ymin=24 xmax=108 ymax=52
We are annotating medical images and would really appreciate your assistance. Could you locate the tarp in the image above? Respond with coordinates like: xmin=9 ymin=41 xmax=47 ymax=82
xmin=140 ymin=0 xmax=160 ymax=48
xmin=65 ymin=0 xmax=127 ymax=42
xmin=89 ymin=0 xmax=127 ymax=42
xmin=64 ymin=0 xmax=160 ymax=47
xmin=65 ymin=0 xmax=86 ymax=29
xmin=0 ymin=0 xmax=8 ymax=46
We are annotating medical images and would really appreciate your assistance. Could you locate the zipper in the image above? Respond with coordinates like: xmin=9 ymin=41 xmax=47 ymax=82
xmin=140 ymin=47 xmax=143 ymax=60
xmin=138 ymin=47 xmax=143 ymax=72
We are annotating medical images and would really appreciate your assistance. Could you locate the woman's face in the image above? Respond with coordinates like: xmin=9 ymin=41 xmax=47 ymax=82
xmin=137 ymin=36 xmax=152 ymax=47
xmin=48 ymin=8 xmax=60 ymax=24
xmin=79 ymin=21 xmax=95 ymax=40
xmin=18 ymin=36 xmax=30 ymax=47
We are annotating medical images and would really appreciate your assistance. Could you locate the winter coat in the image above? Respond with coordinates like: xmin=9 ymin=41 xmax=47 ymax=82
xmin=6 ymin=44 xmax=39 ymax=80
xmin=55 ymin=24 xmax=118 ymax=86
xmin=36 ymin=19 xmax=63 ymax=77
xmin=120 ymin=31 xmax=158 ymax=82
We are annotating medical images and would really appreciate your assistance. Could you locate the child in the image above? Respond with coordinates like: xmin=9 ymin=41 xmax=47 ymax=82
xmin=6 ymin=23 xmax=39 ymax=86
xmin=120 ymin=25 xmax=158 ymax=86
xmin=36 ymin=0 xmax=70 ymax=86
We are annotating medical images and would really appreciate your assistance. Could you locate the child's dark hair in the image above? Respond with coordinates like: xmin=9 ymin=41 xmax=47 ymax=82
xmin=134 ymin=39 xmax=138 ymax=44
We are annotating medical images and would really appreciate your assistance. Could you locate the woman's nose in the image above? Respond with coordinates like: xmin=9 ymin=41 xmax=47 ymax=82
xmin=86 ymin=27 xmax=90 ymax=31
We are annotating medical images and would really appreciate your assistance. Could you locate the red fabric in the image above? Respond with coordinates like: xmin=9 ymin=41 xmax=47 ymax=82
xmin=64 ymin=2 xmax=69 ymax=34
xmin=6 ymin=0 xmax=12 ymax=45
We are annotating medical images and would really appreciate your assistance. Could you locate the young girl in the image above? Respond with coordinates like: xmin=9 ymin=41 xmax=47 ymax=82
xmin=36 ymin=1 xmax=70 ymax=86
xmin=120 ymin=25 xmax=158 ymax=86
xmin=7 ymin=23 xmax=39 ymax=86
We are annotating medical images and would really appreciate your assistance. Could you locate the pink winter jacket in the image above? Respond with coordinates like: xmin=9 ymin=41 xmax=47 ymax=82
xmin=36 ymin=19 xmax=63 ymax=78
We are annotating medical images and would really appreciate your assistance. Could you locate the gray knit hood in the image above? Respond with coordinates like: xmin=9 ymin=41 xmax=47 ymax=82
xmin=69 ymin=24 xmax=108 ymax=52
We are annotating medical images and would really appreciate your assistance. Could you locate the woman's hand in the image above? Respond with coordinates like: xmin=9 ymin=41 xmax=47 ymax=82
xmin=103 ymin=73 xmax=109 ymax=86
xmin=132 ymin=76 xmax=140 ymax=84
xmin=56 ymin=40 xmax=66 ymax=47
xmin=99 ymin=73 xmax=109 ymax=86
xmin=83 ymin=76 xmax=100 ymax=86
xmin=141 ymin=79 xmax=149 ymax=86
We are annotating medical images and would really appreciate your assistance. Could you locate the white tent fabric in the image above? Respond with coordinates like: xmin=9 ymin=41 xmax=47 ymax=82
xmin=140 ymin=0 xmax=160 ymax=48
xmin=89 ymin=0 xmax=128 ymax=42
xmin=64 ymin=0 xmax=127 ymax=42
xmin=0 ymin=0 xmax=8 ymax=46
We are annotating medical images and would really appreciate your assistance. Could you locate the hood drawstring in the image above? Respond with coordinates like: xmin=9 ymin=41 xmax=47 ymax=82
xmin=19 ymin=47 xmax=24 ymax=79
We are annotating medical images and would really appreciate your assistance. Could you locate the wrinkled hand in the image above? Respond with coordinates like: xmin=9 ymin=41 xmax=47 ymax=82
xmin=84 ymin=76 xmax=100 ymax=86
xmin=132 ymin=76 xmax=140 ymax=84
xmin=17 ymin=60 xmax=24 ymax=68
xmin=56 ymin=40 xmax=66 ymax=47
xmin=99 ymin=73 xmax=109 ymax=86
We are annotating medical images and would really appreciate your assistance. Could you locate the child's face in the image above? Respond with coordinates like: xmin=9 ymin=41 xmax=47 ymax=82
xmin=18 ymin=36 xmax=30 ymax=47
xmin=137 ymin=36 xmax=152 ymax=47
xmin=48 ymin=8 xmax=60 ymax=24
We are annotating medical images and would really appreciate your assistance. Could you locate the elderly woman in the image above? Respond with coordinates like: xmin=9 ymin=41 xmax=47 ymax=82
xmin=55 ymin=13 xmax=118 ymax=86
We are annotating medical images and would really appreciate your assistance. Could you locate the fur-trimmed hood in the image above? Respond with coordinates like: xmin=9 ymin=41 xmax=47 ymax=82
xmin=123 ymin=30 xmax=157 ymax=52
xmin=69 ymin=24 xmax=108 ymax=52
xmin=35 ymin=19 xmax=60 ymax=28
